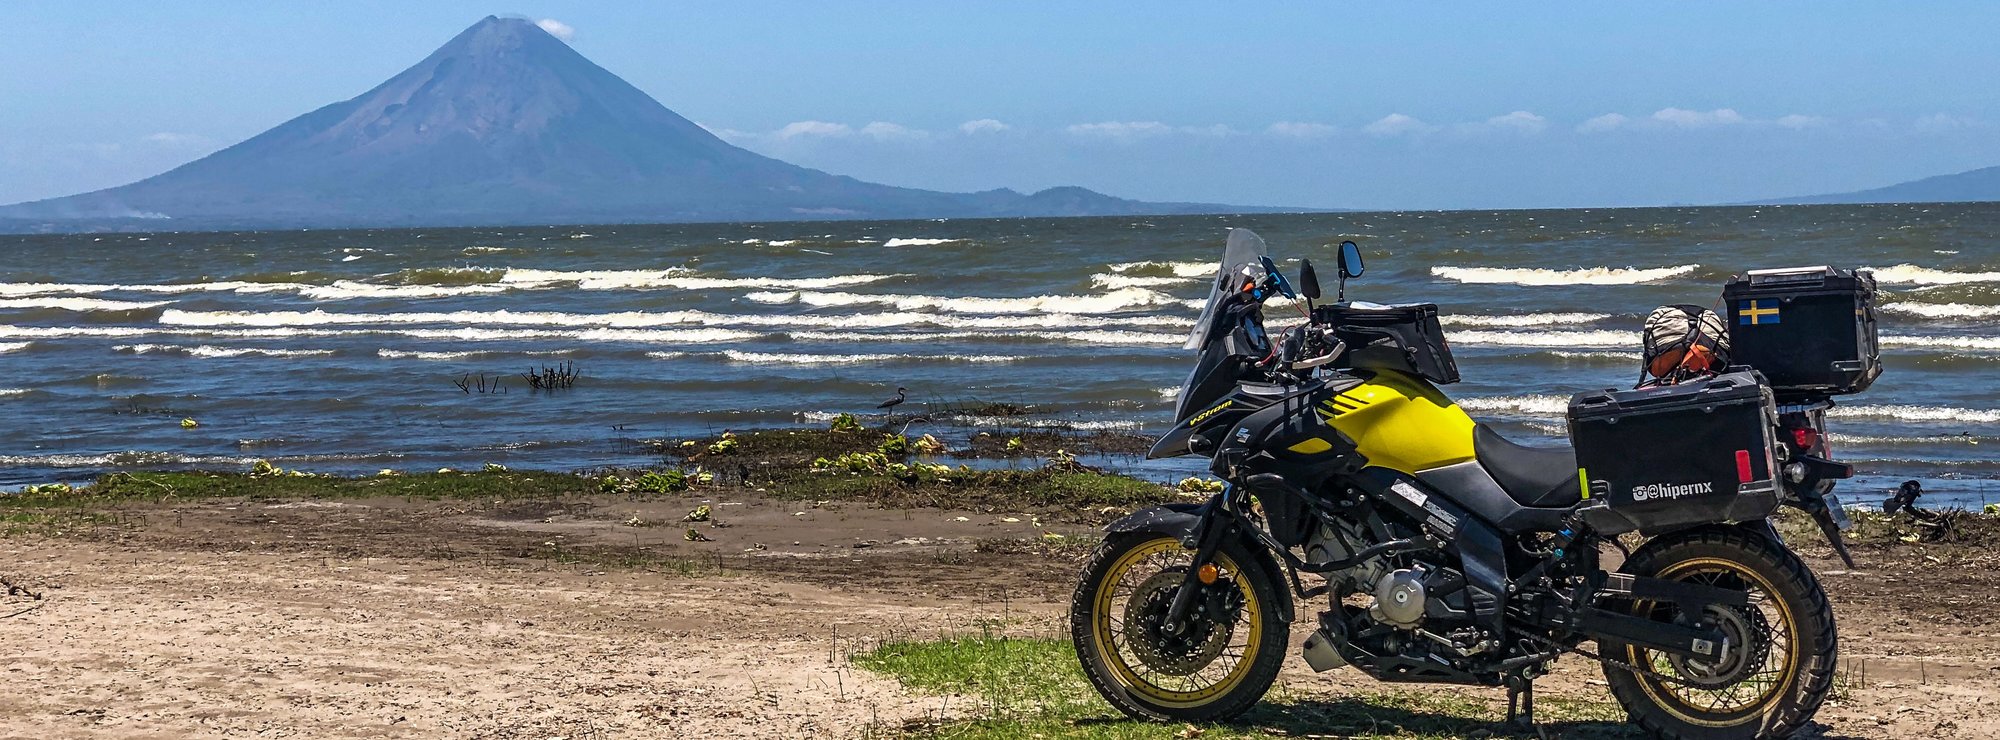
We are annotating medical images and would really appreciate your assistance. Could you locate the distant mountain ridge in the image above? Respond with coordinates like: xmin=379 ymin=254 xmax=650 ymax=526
xmin=1756 ymin=165 xmax=2000 ymax=205
xmin=0 ymin=17 xmax=1285 ymax=233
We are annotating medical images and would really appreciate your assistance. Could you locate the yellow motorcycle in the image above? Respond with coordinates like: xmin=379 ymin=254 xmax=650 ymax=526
xmin=1071 ymin=229 xmax=1843 ymax=739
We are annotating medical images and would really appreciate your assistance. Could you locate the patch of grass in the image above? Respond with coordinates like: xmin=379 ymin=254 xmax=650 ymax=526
xmin=854 ymin=636 xmax=1639 ymax=739
xmin=760 ymin=468 xmax=1180 ymax=524
xmin=0 ymin=509 xmax=120 ymax=537
xmin=1 ymin=470 xmax=601 ymax=510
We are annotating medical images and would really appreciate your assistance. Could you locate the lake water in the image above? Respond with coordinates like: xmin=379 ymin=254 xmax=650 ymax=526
xmin=3 ymin=204 xmax=1997 ymax=508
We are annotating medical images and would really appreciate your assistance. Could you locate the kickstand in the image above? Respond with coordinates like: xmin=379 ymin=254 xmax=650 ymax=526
xmin=1505 ymin=676 xmax=1538 ymax=734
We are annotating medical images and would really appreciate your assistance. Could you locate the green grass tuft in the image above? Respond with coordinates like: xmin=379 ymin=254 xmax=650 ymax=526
xmin=854 ymin=636 xmax=1639 ymax=739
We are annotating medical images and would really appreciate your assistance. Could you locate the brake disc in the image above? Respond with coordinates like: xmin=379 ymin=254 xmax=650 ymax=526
xmin=1123 ymin=569 xmax=1237 ymax=675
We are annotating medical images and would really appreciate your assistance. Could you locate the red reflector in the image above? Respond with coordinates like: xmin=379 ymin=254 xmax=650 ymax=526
xmin=1791 ymin=427 xmax=1820 ymax=451
xmin=1736 ymin=449 xmax=1754 ymax=483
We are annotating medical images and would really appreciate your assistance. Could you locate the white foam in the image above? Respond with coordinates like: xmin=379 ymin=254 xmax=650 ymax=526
xmin=1866 ymin=264 xmax=2000 ymax=285
xmin=160 ymin=308 xmax=1193 ymax=331
xmin=1546 ymin=349 xmax=1643 ymax=361
xmin=744 ymin=287 xmax=1199 ymax=315
xmin=1446 ymin=329 xmax=1634 ymax=348
xmin=1157 ymin=386 xmax=1181 ymax=399
xmin=1431 ymin=265 xmax=1699 ymax=285
xmin=298 ymin=281 xmax=510 ymax=300
xmin=0 ymin=280 xmax=295 ymax=297
xmin=0 ymin=342 xmax=27 ymax=354
xmin=378 ymin=349 xmax=488 ymax=361
xmin=717 ymin=351 xmax=1018 ymax=365
xmin=1830 ymin=404 xmax=2000 ymax=424
xmin=1881 ymin=335 xmax=2000 ymax=351
xmin=1879 ymin=302 xmax=2000 ymax=319
xmin=1441 ymin=312 xmax=1614 ymax=328
xmin=1108 ymin=260 xmax=1216 ymax=278
xmin=1090 ymin=273 xmax=1202 ymax=290
xmin=882 ymin=238 xmax=961 ymax=247
xmin=0 ymin=389 xmax=28 ymax=398
xmin=1457 ymin=395 xmax=1570 ymax=416
xmin=0 ymin=297 xmax=170 ymax=312
xmin=115 ymin=344 xmax=336 ymax=359
xmin=496 ymin=267 xmax=897 ymax=291
xmin=784 ymin=328 xmax=1184 ymax=346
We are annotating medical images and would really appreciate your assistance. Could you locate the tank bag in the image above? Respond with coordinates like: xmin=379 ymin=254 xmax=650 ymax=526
xmin=1639 ymin=304 xmax=1730 ymax=386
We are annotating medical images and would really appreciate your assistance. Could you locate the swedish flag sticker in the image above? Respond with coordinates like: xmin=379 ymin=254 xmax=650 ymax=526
xmin=1739 ymin=298 xmax=1781 ymax=325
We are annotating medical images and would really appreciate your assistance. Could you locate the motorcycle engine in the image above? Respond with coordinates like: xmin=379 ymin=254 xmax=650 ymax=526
xmin=1367 ymin=567 xmax=1427 ymax=628
xmin=1304 ymin=519 xmax=1387 ymax=587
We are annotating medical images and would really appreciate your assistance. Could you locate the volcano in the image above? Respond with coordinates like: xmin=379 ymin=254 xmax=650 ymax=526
xmin=1 ymin=17 xmax=1268 ymax=232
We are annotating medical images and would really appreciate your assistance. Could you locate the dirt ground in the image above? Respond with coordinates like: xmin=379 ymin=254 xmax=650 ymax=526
xmin=1 ymin=490 xmax=1996 ymax=739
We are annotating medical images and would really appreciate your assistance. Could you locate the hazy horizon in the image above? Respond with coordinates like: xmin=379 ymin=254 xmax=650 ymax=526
xmin=4 ymin=2 xmax=1998 ymax=211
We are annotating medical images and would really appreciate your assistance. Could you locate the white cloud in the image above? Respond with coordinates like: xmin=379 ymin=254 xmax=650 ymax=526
xmin=1362 ymin=113 xmax=1435 ymax=137
xmin=536 ymin=19 xmax=575 ymax=41
xmin=859 ymin=121 xmax=927 ymax=140
xmin=1576 ymin=113 xmax=1629 ymax=134
xmin=1065 ymin=121 xmax=1174 ymax=140
xmin=773 ymin=121 xmax=853 ymax=139
xmin=142 ymin=132 xmax=209 ymax=146
xmin=1651 ymin=108 xmax=1745 ymax=128
xmin=1267 ymin=121 xmax=1337 ymax=138
xmin=1773 ymin=114 xmax=1829 ymax=130
xmin=1914 ymin=113 xmax=1977 ymax=134
xmin=1481 ymin=111 xmax=1547 ymax=133
xmin=958 ymin=119 xmax=1008 ymax=135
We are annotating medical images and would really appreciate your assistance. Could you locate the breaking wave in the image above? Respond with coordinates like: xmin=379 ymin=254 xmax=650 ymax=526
xmin=1440 ymin=312 xmax=1615 ymax=328
xmin=1107 ymin=260 xmax=1217 ymax=278
xmin=1445 ymin=329 xmax=1633 ymax=348
xmin=1431 ymin=265 xmax=1699 ymax=285
xmin=1455 ymin=395 xmax=1569 ymax=417
xmin=1880 ymin=335 xmax=2000 ymax=351
xmin=715 ymin=351 xmax=1019 ymax=365
xmin=114 ymin=344 xmax=337 ymax=359
xmin=743 ymin=288 xmax=1201 ymax=314
xmin=1879 ymin=302 xmax=2000 ymax=320
xmin=881 ymin=238 xmax=962 ymax=247
xmin=159 ymin=308 xmax=1193 ymax=331
xmin=1830 ymin=405 xmax=2000 ymax=424
xmin=1866 ymin=264 xmax=2000 ymax=285
xmin=1090 ymin=274 xmax=1202 ymax=289
xmin=0 ymin=297 xmax=170 ymax=312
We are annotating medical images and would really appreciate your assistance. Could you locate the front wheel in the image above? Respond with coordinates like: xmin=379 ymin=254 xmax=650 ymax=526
xmin=1070 ymin=531 xmax=1288 ymax=722
xmin=1602 ymin=527 xmax=1838 ymax=740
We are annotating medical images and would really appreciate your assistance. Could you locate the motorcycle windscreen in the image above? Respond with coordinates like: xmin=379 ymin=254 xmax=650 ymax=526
xmin=1174 ymin=228 xmax=1270 ymax=420
xmin=1184 ymin=228 xmax=1271 ymax=351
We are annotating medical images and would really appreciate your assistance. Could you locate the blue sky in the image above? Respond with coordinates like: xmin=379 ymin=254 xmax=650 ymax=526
xmin=3 ymin=2 xmax=1997 ymax=209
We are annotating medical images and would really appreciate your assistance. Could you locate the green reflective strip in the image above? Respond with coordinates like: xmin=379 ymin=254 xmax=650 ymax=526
xmin=1578 ymin=467 xmax=1590 ymax=499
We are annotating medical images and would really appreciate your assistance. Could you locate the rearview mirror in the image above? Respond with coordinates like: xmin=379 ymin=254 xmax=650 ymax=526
xmin=1337 ymin=240 xmax=1365 ymax=278
xmin=1297 ymin=259 xmax=1322 ymax=300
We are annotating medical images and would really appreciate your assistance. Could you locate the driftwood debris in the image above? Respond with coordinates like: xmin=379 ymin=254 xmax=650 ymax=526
xmin=522 ymin=361 xmax=581 ymax=391
xmin=453 ymin=374 xmax=505 ymax=394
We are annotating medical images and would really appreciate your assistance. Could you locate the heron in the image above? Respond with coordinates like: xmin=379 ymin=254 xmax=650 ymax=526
xmin=877 ymin=386 xmax=908 ymax=425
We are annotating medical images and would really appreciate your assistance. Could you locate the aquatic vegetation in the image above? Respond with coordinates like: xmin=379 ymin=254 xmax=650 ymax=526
xmin=828 ymin=413 xmax=864 ymax=433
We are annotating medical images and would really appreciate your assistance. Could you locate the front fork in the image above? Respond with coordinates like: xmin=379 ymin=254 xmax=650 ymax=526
xmin=1160 ymin=489 xmax=1237 ymax=633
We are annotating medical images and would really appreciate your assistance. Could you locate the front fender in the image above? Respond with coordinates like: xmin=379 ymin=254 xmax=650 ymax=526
xmin=1105 ymin=502 xmax=1208 ymax=544
xmin=1102 ymin=501 xmax=1296 ymax=625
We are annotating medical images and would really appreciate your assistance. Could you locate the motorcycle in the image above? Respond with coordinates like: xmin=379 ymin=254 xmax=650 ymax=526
xmin=1070 ymin=229 xmax=1842 ymax=739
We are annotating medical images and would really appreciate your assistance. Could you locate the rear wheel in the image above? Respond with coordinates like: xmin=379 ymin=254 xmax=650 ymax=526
xmin=1602 ymin=527 xmax=1837 ymax=740
xmin=1070 ymin=532 xmax=1287 ymax=722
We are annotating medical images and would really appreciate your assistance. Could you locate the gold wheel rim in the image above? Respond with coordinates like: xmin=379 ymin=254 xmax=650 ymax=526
xmin=1088 ymin=537 xmax=1265 ymax=707
xmin=1624 ymin=556 xmax=1800 ymax=727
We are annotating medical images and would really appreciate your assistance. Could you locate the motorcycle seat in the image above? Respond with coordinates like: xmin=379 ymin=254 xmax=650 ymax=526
xmin=1473 ymin=425 xmax=1583 ymax=509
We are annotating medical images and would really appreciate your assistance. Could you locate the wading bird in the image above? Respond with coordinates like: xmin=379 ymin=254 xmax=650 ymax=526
xmin=878 ymin=386 xmax=908 ymax=424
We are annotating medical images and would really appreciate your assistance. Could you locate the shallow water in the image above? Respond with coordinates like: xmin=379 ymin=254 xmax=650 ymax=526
xmin=3 ymin=204 xmax=1997 ymax=508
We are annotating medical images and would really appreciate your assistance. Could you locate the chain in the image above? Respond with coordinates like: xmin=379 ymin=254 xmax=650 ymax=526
xmin=1508 ymin=626 xmax=1708 ymax=689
